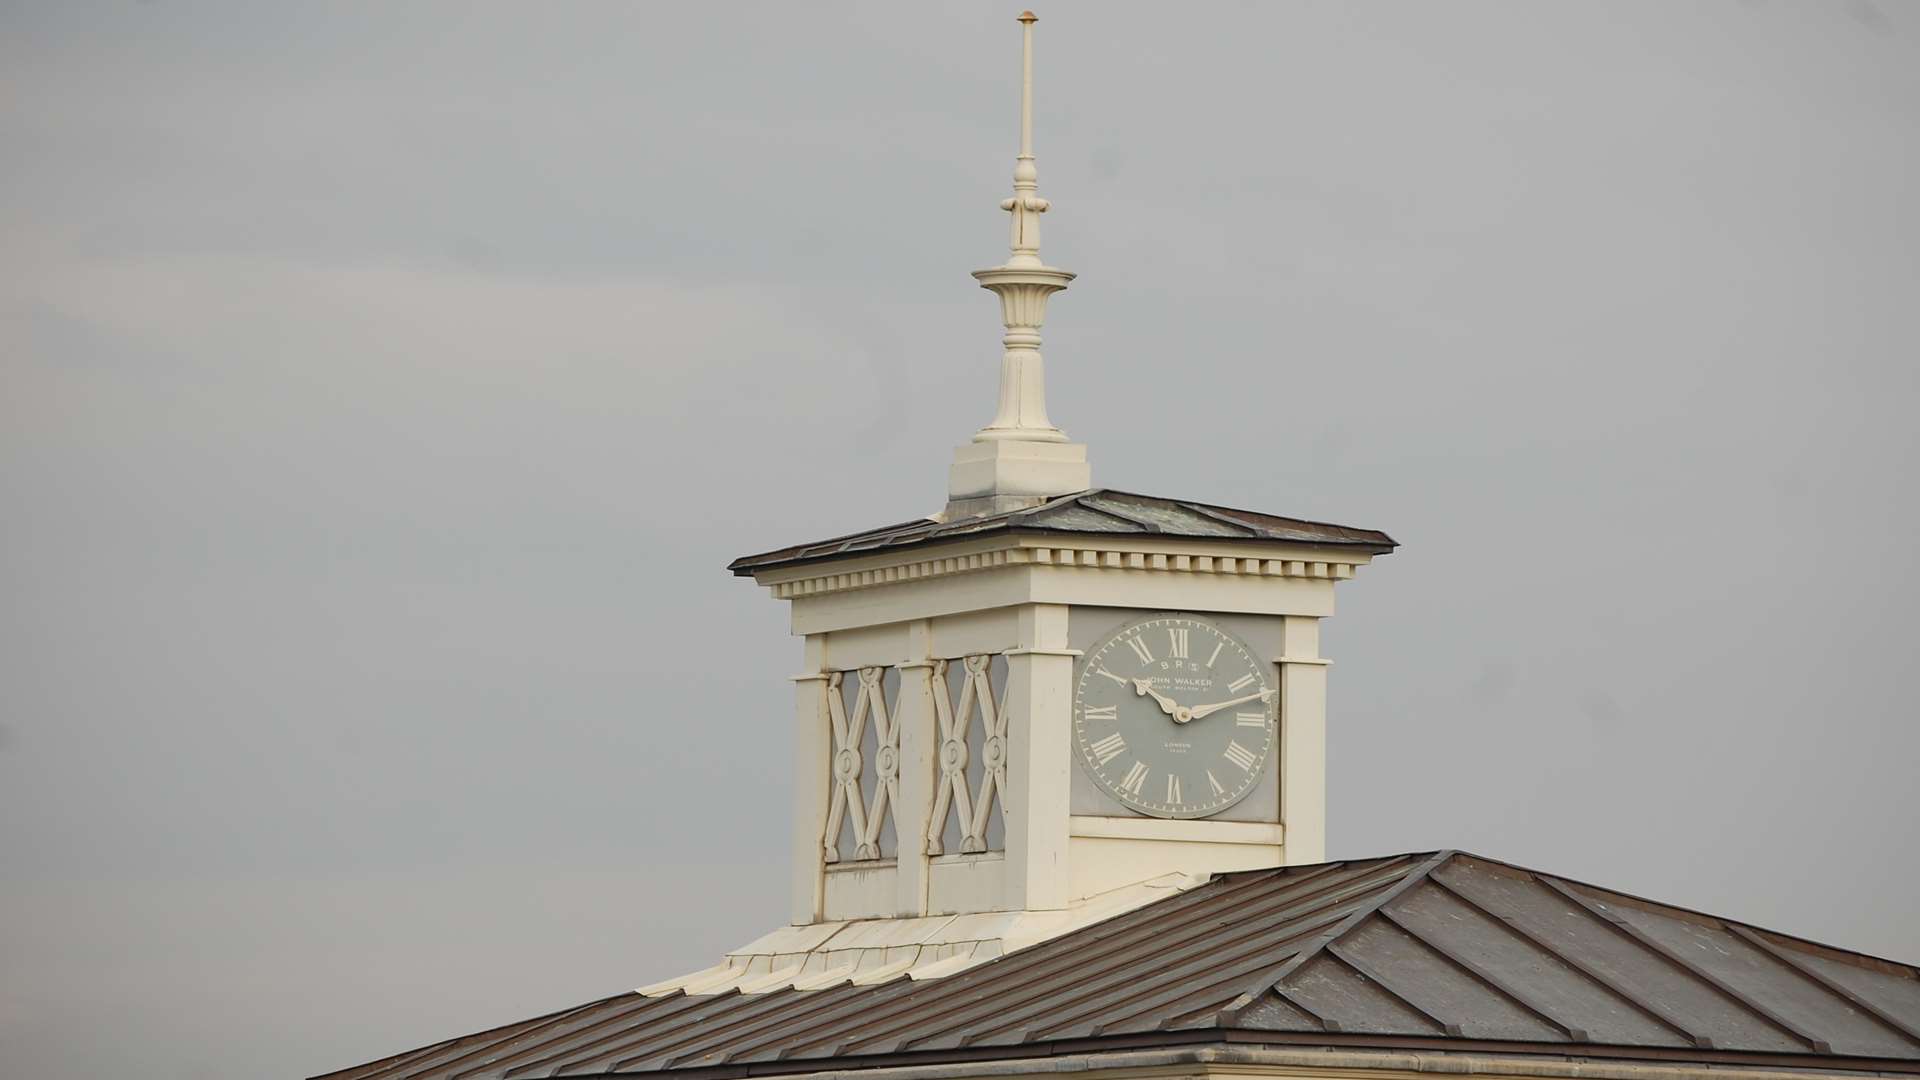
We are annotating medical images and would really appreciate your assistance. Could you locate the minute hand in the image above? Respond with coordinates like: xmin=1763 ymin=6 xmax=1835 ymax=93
xmin=1184 ymin=690 xmax=1275 ymax=722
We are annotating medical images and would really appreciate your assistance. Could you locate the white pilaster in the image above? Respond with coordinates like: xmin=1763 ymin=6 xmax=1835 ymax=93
xmin=1002 ymin=603 xmax=1075 ymax=911
xmin=1277 ymin=615 xmax=1328 ymax=865
xmin=790 ymin=634 xmax=832 ymax=924
xmin=894 ymin=621 xmax=937 ymax=916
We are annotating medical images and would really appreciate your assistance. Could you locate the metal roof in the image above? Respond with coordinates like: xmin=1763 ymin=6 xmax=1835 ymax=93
xmin=727 ymin=489 xmax=1398 ymax=577
xmin=313 ymin=852 xmax=1920 ymax=1079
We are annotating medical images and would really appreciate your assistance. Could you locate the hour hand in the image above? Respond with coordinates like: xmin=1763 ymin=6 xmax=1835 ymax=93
xmin=1130 ymin=678 xmax=1182 ymax=719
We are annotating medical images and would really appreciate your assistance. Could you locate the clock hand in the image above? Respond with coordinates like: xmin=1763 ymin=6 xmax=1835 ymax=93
xmin=1185 ymin=689 xmax=1276 ymax=722
xmin=1129 ymin=678 xmax=1184 ymax=721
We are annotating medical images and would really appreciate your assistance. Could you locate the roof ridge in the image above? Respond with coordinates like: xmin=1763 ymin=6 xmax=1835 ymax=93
xmin=1451 ymin=850 xmax=1920 ymax=976
xmin=1214 ymin=850 xmax=1456 ymax=1027
xmin=995 ymin=488 xmax=1101 ymax=521
xmin=1096 ymin=487 xmax=1394 ymax=541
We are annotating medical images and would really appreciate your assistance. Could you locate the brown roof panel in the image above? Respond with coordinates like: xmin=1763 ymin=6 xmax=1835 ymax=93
xmin=312 ymin=852 xmax=1920 ymax=1080
xmin=727 ymin=489 xmax=1398 ymax=576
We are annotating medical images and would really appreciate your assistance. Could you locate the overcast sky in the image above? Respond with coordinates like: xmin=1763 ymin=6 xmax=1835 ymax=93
xmin=4 ymin=3 xmax=1917 ymax=1078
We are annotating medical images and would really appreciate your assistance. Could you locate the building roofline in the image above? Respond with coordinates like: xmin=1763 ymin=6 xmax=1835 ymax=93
xmin=728 ymin=489 xmax=1398 ymax=578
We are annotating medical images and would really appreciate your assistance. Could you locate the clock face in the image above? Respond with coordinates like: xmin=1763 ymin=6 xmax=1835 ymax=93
xmin=1073 ymin=613 xmax=1275 ymax=819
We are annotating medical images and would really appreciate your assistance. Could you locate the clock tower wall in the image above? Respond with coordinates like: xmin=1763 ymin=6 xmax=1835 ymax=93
xmin=766 ymin=539 xmax=1355 ymax=927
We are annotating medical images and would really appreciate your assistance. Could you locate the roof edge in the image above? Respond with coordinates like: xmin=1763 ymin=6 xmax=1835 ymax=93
xmin=728 ymin=488 xmax=1397 ymax=578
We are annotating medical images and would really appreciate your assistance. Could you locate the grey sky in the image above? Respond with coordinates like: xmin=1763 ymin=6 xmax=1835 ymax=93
xmin=3 ymin=3 xmax=1916 ymax=1078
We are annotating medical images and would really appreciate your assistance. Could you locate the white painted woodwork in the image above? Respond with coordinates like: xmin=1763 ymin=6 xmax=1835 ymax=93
xmin=822 ymin=861 xmax=896 ymax=922
xmin=927 ymin=853 xmax=1007 ymax=916
xmin=1068 ymin=835 xmax=1284 ymax=908
xmin=818 ymin=620 xmax=910 ymax=671
xmin=928 ymin=606 xmax=1018 ymax=660
xmin=789 ymin=635 xmax=832 ymax=924
xmin=766 ymin=551 xmax=1362 ymax=923
xmin=640 ymin=870 xmax=1206 ymax=997
xmin=785 ymin=550 xmax=1352 ymax=637
xmin=1278 ymin=614 xmax=1329 ymax=864
xmin=926 ymin=655 xmax=1008 ymax=856
xmin=1002 ymin=603 xmax=1074 ymax=912
xmin=1069 ymin=816 xmax=1285 ymax=845
xmin=893 ymin=621 xmax=937 ymax=917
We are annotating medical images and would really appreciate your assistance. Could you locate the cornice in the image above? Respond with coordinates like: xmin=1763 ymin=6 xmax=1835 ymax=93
xmin=756 ymin=535 xmax=1366 ymax=601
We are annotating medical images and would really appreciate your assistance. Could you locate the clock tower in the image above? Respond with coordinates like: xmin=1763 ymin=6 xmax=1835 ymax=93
xmin=669 ymin=13 xmax=1394 ymax=995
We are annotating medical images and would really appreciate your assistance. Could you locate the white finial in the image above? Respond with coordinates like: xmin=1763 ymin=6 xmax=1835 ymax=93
xmin=967 ymin=10 xmax=1076 ymax=445
xmin=946 ymin=11 xmax=1089 ymax=516
xmin=1006 ymin=11 xmax=1046 ymax=269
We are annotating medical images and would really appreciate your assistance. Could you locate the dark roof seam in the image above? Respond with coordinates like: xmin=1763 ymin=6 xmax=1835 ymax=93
xmin=1725 ymin=925 xmax=1920 ymax=1050
xmin=1452 ymin=850 xmax=1918 ymax=972
xmin=657 ymin=983 xmax=909 ymax=1069
xmin=491 ymin=1001 xmax=715 ymax=1078
xmin=1323 ymin=939 xmax=1464 ymax=1037
xmin=450 ymin=996 xmax=667 ymax=1079
xmin=608 ymin=989 xmax=860 ymax=1073
xmin=1169 ymin=502 xmax=1264 ymax=538
xmin=804 ymin=865 xmax=1390 ymax=1056
xmin=498 ymin=999 xmax=724 ymax=1078
xmin=330 ymin=1037 xmax=467 ymax=1080
xmin=680 ymin=983 xmax=914 ymax=1066
xmin=1536 ymin=877 xmax=1835 ymax=1055
xmin=1373 ymin=905 xmax=1590 ymax=1042
xmin=1423 ymin=872 xmax=1709 ymax=1049
xmin=1070 ymin=500 xmax=1165 ymax=533
xmin=1216 ymin=850 xmax=1452 ymax=1026
xmin=1000 ymin=867 xmax=1433 ymax=1043
xmin=1017 ymin=904 xmax=1380 ymax=1042
xmin=362 ymin=999 xmax=619 ymax=1080
xmin=1253 ymin=981 xmax=1346 ymax=1033
xmin=645 ymin=999 xmax=852 ymax=1071
xmin=557 ymin=988 xmax=753 ymax=1075
xmin=890 ymin=863 xmax=1416 ymax=1051
xmin=1008 ymin=490 xmax=1096 ymax=517
xmin=1098 ymin=489 xmax=1392 ymax=541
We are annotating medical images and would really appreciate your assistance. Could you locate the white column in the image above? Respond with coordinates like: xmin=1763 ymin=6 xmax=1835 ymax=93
xmin=1277 ymin=616 xmax=1329 ymax=865
xmin=894 ymin=620 xmax=937 ymax=917
xmin=789 ymin=634 xmax=832 ymax=924
xmin=1003 ymin=603 xmax=1076 ymax=911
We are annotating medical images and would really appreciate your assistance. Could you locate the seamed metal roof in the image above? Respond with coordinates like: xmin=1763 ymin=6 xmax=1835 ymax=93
xmin=726 ymin=489 xmax=1397 ymax=577
xmin=314 ymin=852 xmax=1920 ymax=1079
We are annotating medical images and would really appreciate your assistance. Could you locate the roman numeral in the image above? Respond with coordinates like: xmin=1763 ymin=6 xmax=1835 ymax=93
xmin=1089 ymin=732 xmax=1127 ymax=765
xmin=1166 ymin=774 xmax=1182 ymax=805
xmin=1207 ymin=770 xmax=1226 ymax=797
xmin=1228 ymin=673 xmax=1256 ymax=692
xmin=1224 ymin=740 xmax=1258 ymax=771
xmin=1167 ymin=627 xmax=1189 ymax=659
xmin=1237 ymin=711 xmax=1267 ymax=727
xmin=1083 ymin=704 xmax=1118 ymax=722
xmin=1126 ymin=636 xmax=1154 ymax=664
xmin=1119 ymin=760 xmax=1149 ymax=796
xmin=1206 ymin=641 xmax=1224 ymax=668
xmin=1092 ymin=667 xmax=1129 ymax=686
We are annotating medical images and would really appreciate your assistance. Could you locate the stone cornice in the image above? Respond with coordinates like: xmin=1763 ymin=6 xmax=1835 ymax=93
xmin=756 ymin=535 xmax=1366 ymax=601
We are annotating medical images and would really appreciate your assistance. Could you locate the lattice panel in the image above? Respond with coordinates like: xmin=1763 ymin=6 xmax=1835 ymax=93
xmin=927 ymin=654 xmax=1009 ymax=855
xmin=822 ymin=666 xmax=900 ymax=863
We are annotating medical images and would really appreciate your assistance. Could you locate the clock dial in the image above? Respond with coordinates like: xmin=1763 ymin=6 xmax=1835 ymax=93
xmin=1073 ymin=613 xmax=1275 ymax=819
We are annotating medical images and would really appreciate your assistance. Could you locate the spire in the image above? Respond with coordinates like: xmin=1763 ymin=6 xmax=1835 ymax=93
xmin=971 ymin=10 xmax=1074 ymax=444
xmin=946 ymin=11 xmax=1090 ymax=517
xmin=1003 ymin=10 xmax=1048 ymax=271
